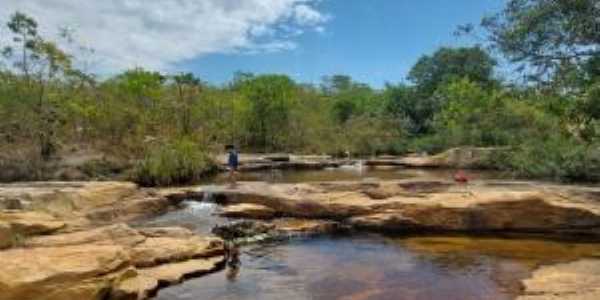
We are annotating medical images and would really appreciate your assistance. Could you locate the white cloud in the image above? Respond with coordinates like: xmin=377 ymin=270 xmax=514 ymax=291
xmin=0 ymin=0 xmax=328 ymax=73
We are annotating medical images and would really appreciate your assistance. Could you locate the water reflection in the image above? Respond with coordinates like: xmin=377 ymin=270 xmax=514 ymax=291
xmin=155 ymin=234 xmax=600 ymax=300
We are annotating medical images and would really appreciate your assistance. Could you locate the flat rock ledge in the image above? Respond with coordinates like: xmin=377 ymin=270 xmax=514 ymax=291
xmin=204 ymin=179 xmax=600 ymax=300
xmin=0 ymin=181 xmax=229 ymax=300
xmin=206 ymin=179 xmax=600 ymax=237
xmin=518 ymin=259 xmax=600 ymax=300
xmin=366 ymin=147 xmax=506 ymax=169
xmin=0 ymin=223 xmax=225 ymax=300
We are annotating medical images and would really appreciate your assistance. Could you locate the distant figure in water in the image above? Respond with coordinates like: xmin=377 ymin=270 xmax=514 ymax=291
xmin=453 ymin=170 xmax=469 ymax=184
xmin=453 ymin=170 xmax=473 ymax=196
xmin=226 ymin=145 xmax=239 ymax=187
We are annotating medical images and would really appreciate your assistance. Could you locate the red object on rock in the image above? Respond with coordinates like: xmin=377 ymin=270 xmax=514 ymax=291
xmin=453 ymin=170 xmax=469 ymax=184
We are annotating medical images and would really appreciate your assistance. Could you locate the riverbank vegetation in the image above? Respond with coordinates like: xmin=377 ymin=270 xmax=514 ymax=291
xmin=1 ymin=0 xmax=599 ymax=184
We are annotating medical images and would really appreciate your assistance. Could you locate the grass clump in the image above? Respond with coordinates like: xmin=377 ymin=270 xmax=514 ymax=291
xmin=132 ymin=138 xmax=216 ymax=187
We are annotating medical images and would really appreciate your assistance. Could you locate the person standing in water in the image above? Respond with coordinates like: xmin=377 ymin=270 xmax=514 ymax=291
xmin=227 ymin=145 xmax=239 ymax=186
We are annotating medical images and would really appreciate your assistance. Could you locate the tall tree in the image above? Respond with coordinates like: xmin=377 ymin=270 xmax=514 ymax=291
xmin=239 ymin=74 xmax=297 ymax=151
xmin=172 ymin=73 xmax=201 ymax=136
xmin=408 ymin=46 xmax=497 ymax=95
xmin=482 ymin=0 xmax=600 ymax=79
xmin=4 ymin=12 xmax=74 ymax=160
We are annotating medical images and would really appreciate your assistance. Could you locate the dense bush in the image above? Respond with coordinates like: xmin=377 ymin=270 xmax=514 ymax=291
xmin=132 ymin=138 xmax=216 ymax=187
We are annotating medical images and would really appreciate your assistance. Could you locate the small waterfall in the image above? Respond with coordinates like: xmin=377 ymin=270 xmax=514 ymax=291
xmin=202 ymin=189 xmax=215 ymax=202
xmin=357 ymin=159 xmax=364 ymax=174
xmin=184 ymin=201 xmax=217 ymax=214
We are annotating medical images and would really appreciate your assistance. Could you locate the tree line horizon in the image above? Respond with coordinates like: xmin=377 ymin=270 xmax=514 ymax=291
xmin=1 ymin=0 xmax=599 ymax=185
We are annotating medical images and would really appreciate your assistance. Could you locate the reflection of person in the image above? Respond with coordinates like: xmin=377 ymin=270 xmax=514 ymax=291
xmin=224 ymin=240 xmax=240 ymax=281
xmin=226 ymin=145 xmax=239 ymax=186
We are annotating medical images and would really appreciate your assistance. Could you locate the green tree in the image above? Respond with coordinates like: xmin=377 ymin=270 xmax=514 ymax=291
xmin=3 ymin=12 xmax=75 ymax=160
xmin=409 ymin=47 xmax=497 ymax=95
xmin=172 ymin=73 xmax=202 ymax=136
xmin=482 ymin=0 xmax=600 ymax=79
xmin=239 ymin=74 xmax=297 ymax=151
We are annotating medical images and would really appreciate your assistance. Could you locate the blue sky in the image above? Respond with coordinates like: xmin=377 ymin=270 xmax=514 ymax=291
xmin=182 ymin=0 xmax=505 ymax=88
xmin=2 ymin=0 xmax=506 ymax=87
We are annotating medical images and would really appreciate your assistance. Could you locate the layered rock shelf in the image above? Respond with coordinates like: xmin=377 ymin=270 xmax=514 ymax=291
xmin=3 ymin=177 xmax=600 ymax=299
xmin=207 ymin=179 xmax=600 ymax=236
xmin=0 ymin=182 xmax=224 ymax=300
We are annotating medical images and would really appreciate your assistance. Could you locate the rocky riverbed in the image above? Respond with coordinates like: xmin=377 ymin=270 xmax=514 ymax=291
xmin=2 ymin=175 xmax=600 ymax=299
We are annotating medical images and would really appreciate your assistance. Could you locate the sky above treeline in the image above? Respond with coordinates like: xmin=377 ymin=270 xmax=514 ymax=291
xmin=0 ymin=0 xmax=505 ymax=88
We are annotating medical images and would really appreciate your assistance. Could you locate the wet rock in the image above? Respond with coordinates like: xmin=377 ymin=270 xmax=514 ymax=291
xmin=271 ymin=218 xmax=344 ymax=236
xmin=212 ymin=220 xmax=275 ymax=240
xmin=518 ymin=259 xmax=600 ymax=300
xmin=263 ymin=154 xmax=290 ymax=162
xmin=110 ymin=268 xmax=159 ymax=300
xmin=139 ymin=256 xmax=225 ymax=285
xmin=212 ymin=219 xmax=342 ymax=245
xmin=138 ymin=226 xmax=195 ymax=239
xmin=220 ymin=203 xmax=277 ymax=219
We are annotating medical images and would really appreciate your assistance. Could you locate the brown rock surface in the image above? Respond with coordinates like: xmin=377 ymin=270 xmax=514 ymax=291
xmin=220 ymin=203 xmax=277 ymax=219
xmin=139 ymin=256 xmax=225 ymax=285
xmin=130 ymin=236 xmax=224 ymax=267
xmin=208 ymin=179 xmax=600 ymax=235
xmin=0 ymin=223 xmax=225 ymax=300
xmin=518 ymin=259 xmax=600 ymax=300
xmin=366 ymin=147 xmax=505 ymax=168
xmin=25 ymin=223 xmax=145 ymax=248
xmin=0 ymin=244 xmax=129 ymax=300
xmin=0 ymin=211 xmax=65 ymax=249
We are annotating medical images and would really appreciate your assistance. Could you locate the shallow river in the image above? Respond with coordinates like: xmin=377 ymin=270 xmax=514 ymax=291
xmin=208 ymin=165 xmax=510 ymax=184
xmin=144 ymin=167 xmax=600 ymax=300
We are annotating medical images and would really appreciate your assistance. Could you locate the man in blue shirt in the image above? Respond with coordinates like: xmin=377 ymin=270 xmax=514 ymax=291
xmin=227 ymin=145 xmax=239 ymax=186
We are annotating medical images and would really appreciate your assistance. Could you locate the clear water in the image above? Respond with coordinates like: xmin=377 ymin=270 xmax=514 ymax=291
xmin=155 ymin=234 xmax=600 ymax=300
xmin=208 ymin=166 xmax=510 ymax=184
xmin=146 ymin=168 xmax=600 ymax=300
